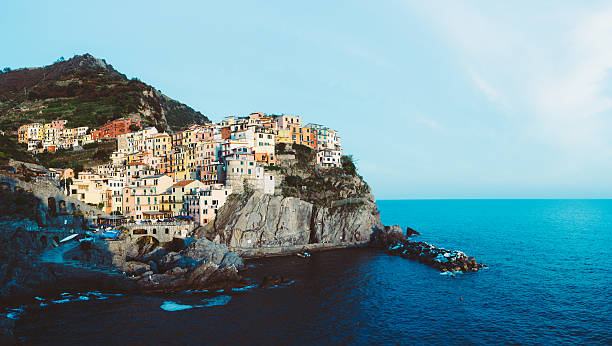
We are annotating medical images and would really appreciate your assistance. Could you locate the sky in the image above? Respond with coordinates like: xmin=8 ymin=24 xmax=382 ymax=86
xmin=2 ymin=1 xmax=612 ymax=199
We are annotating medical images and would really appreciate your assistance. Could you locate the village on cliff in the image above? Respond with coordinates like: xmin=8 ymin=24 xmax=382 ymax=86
xmin=13 ymin=113 xmax=342 ymax=226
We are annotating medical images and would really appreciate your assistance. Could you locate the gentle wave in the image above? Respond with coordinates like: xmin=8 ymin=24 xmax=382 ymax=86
xmin=201 ymin=295 xmax=232 ymax=307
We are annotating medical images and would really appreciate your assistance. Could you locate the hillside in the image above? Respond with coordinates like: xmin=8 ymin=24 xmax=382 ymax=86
xmin=0 ymin=54 xmax=209 ymax=132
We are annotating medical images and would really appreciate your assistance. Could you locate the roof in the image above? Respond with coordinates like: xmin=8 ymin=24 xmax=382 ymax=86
xmin=171 ymin=180 xmax=196 ymax=187
xmin=140 ymin=174 xmax=166 ymax=179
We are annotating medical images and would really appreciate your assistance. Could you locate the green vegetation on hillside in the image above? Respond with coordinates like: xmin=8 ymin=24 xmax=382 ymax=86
xmin=0 ymin=54 xmax=209 ymax=133
xmin=0 ymin=189 xmax=41 ymax=218
xmin=275 ymin=144 xmax=370 ymax=206
xmin=0 ymin=134 xmax=34 ymax=163
xmin=34 ymin=140 xmax=115 ymax=173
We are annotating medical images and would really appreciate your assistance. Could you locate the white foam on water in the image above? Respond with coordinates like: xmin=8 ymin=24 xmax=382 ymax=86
xmin=440 ymin=271 xmax=463 ymax=276
xmin=52 ymin=298 xmax=71 ymax=304
xmin=40 ymin=302 xmax=47 ymax=307
xmin=232 ymin=284 xmax=257 ymax=292
xmin=215 ymin=289 xmax=224 ymax=293
xmin=185 ymin=289 xmax=209 ymax=294
xmin=78 ymin=296 xmax=90 ymax=301
xmin=6 ymin=307 xmax=25 ymax=320
xmin=201 ymin=295 xmax=232 ymax=307
xmin=6 ymin=312 xmax=20 ymax=320
xmin=34 ymin=297 xmax=45 ymax=301
xmin=96 ymin=296 xmax=109 ymax=300
xmin=161 ymin=301 xmax=200 ymax=311
xmin=61 ymin=292 xmax=72 ymax=296
xmin=266 ymin=280 xmax=295 ymax=289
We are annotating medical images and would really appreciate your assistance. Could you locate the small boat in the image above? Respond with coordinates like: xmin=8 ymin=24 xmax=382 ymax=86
xmin=296 ymin=252 xmax=311 ymax=258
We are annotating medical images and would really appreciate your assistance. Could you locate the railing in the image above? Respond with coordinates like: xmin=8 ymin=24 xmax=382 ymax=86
xmin=123 ymin=221 xmax=193 ymax=227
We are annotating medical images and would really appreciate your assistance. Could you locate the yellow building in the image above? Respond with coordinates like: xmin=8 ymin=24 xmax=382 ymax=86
xmin=154 ymin=133 xmax=173 ymax=157
xmin=275 ymin=129 xmax=292 ymax=144
xmin=159 ymin=192 xmax=176 ymax=216
xmin=17 ymin=123 xmax=43 ymax=143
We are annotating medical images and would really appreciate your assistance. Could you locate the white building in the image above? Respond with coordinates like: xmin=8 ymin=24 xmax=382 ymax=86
xmin=187 ymin=185 xmax=233 ymax=226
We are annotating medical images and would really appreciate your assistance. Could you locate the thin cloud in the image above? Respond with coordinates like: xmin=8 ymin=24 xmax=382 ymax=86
xmin=415 ymin=115 xmax=445 ymax=132
xmin=468 ymin=68 xmax=508 ymax=109
xmin=408 ymin=1 xmax=612 ymax=151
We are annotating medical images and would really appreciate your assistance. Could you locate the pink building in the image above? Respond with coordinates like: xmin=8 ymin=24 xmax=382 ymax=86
xmin=276 ymin=115 xmax=301 ymax=130
xmin=50 ymin=120 xmax=67 ymax=130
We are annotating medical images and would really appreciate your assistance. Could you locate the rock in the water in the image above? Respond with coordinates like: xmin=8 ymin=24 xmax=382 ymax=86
xmin=370 ymin=226 xmax=485 ymax=272
xmin=406 ymin=226 xmax=420 ymax=236
xmin=183 ymin=238 xmax=244 ymax=269
xmin=122 ymin=261 xmax=151 ymax=276
xmin=261 ymin=275 xmax=292 ymax=288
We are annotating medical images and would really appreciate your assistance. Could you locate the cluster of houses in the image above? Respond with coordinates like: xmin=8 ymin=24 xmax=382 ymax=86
xmin=17 ymin=117 xmax=142 ymax=153
xmin=18 ymin=120 xmax=92 ymax=152
xmin=53 ymin=112 xmax=342 ymax=226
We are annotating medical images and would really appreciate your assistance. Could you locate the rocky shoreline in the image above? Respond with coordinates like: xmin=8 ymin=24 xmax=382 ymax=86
xmin=371 ymin=225 xmax=486 ymax=273
xmin=0 ymin=225 xmax=487 ymax=344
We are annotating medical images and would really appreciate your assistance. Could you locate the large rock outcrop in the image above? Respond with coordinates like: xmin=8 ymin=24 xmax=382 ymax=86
xmin=64 ymin=237 xmax=246 ymax=292
xmin=200 ymin=191 xmax=382 ymax=249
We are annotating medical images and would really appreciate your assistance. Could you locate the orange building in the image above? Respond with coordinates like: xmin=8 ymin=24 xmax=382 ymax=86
xmin=221 ymin=126 xmax=232 ymax=139
xmin=290 ymin=126 xmax=316 ymax=148
xmin=91 ymin=118 xmax=141 ymax=140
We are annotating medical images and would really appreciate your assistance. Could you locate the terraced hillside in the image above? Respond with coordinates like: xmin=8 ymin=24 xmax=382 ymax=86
xmin=0 ymin=53 xmax=209 ymax=132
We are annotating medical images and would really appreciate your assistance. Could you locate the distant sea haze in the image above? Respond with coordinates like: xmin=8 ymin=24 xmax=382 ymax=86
xmin=15 ymin=199 xmax=612 ymax=344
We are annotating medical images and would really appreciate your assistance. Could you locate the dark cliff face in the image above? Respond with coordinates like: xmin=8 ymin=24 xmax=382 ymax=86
xmin=0 ymin=53 xmax=210 ymax=132
xmin=202 ymin=191 xmax=382 ymax=249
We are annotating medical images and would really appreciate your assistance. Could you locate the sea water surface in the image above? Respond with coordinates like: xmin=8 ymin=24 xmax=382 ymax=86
xmin=15 ymin=200 xmax=612 ymax=344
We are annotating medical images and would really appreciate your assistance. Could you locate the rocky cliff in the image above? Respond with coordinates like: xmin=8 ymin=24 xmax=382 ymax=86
xmin=199 ymin=190 xmax=382 ymax=251
xmin=198 ymin=144 xmax=383 ymax=253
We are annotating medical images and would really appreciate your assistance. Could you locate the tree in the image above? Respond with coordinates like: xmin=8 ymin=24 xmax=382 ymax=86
xmin=60 ymin=177 xmax=73 ymax=190
xmin=1 ymin=67 xmax=11 ymax=73
xmin=129 ymin=124 xmax=141 ymax=132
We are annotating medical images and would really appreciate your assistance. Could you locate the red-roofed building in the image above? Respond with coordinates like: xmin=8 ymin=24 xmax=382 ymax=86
xmin=91 ymin=117 xmax=141 ymax=140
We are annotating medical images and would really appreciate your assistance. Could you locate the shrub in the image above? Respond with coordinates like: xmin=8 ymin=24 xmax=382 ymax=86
xmin=294 ymin=144 xmax=315 ymax=165
xmin=275 ymin=143 xmax=287 ymax=154
xmin=341 ymin=155 xmax=357 ymax=176
xmin=284 ymin=175 xmax=303 ymax=187
xmin=265 ymin=165 xmax=282 ymax=172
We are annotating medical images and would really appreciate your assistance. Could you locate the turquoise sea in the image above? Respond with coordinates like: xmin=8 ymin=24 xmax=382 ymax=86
xmin=15 ymin=199 xmax=612 ymax=344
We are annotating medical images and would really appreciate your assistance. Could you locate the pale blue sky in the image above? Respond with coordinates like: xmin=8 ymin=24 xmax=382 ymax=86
xmin=2 ymin=1 xmax=612 ymax=199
